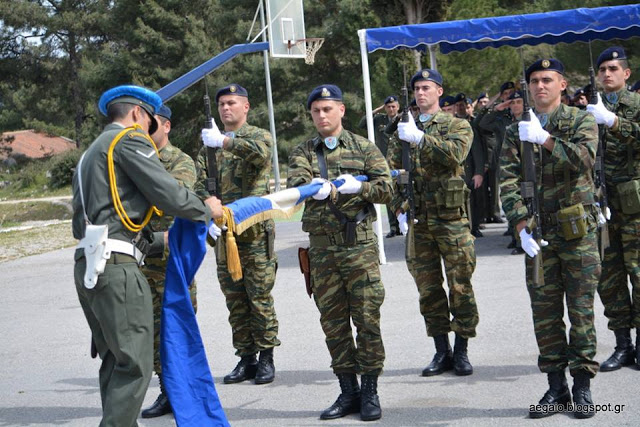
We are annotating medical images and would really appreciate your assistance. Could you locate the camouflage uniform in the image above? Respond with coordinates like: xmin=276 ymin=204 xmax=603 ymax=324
xmin=195 ymin=123 xmax=279 ymax=356
xmin=287 ymin=129 xmax=392 ymax=375
xmin=140 ymin=141 xmax=198 ymax=374
xmin=597 ymin=88 xmax=640 ymax=332
xmin=388 ymin=111 xmax=479 ymax=339
xmin=500 ymin=103 xmax=601 ymax=377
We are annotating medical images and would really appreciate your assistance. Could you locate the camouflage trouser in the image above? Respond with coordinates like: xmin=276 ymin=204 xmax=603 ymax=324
xmin=597 ymin=211 xmax=640 ymax=331
xmin=216 ymin=227 xmax=279 ymax=357
xmin=141 ymin=257 xmax=198 ymax=374
xmin=309 ymin=240 xmax=385 ymax=375
xmin=406 ymin=213 xmax=478 ymax=338
xmin=526 ymin=221 xmax=600 ymax=378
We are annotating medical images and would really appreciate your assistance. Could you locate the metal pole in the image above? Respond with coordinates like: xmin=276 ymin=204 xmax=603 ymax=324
xmin=260 ymin=1 xmax=281 ymax=191
xmin=358 ymin=29 xmax=387 ymax=265
xmin=429 ymin=45 xmax=438 ymax=70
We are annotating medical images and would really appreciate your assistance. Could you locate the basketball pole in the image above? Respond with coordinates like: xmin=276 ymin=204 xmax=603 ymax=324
xmin=260 ymin=0 xmax=282 ymax=192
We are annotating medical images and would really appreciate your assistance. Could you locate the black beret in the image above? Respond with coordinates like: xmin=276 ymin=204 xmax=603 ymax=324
xmin=307 ymin=84 xmax=342 ymax=109
xmin=508 ymin=91 xmax=523 ymax=100
xmin=573 ymin=88 xmax=586 ymax=99
xmin=215 ymin=84 xmax=249 ymax=103
xmin=439 ymin=95 xmax=456 ymax=108
xmin=410 ymin=99 xmax=417 ymax=107
xmin=597 ymin=46 xmax=627 ymax=68
xmin=384 ymin=95 xmax=399 ymax=104
xmin=454 ymin=92 xmax=466 ymax=103
xmin=500 ymin=81 xmax=515 ymax=93
xmin=525 ymin=59 xmax=564 ymax=83
xmin=410 ymin=68 xmax=443 ymax=88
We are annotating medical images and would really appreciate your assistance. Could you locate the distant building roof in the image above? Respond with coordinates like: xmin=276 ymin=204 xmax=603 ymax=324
xmin=0 ymin=130 xmax=76 ymax=159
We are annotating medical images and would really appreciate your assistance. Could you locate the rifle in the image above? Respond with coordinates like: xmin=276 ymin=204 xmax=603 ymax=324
xmin=397 ymin=64 xmax=416 ymax=253
xmin=588 ymin=42 xmax=610 ymax=257
xmin=519 ymin=52 xmax=544 ymax=286
xmin=203 ymin=78 xmax=220 ymax=199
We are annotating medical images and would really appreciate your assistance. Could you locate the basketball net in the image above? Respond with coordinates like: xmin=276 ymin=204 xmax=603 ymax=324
xmin=289 ymin=38 xmax=325 ymax=65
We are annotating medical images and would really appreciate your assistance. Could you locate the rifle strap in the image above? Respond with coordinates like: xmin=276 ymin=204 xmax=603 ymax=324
xmin=314 ymin=140 xmax=372 ymax=226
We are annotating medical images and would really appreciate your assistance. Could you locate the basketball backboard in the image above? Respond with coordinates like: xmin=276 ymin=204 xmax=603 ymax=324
xmin=266 ymin=0 xmax=306 ymax=58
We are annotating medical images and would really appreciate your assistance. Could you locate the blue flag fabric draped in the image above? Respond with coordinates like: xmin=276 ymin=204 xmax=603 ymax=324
xmin=162 ymin=218 xmax=230 ymax=427
xmin=161 ymin=175 xmax=370 ymax=425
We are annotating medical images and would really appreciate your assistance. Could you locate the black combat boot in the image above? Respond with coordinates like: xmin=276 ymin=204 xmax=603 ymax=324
xmin=453 ymin=334 xmax=473 ymax=376
xmin=421 ymin=335 xmax=453 ymax=376
xmin=360 ymin=374 xmax=381 ymax=421
xmin=600 ymin=328 xmax=635 ymax=371
xmin=320 ymin=373 xmax=360 ymax=420
xmin=572 ymin=371 xmax=595 ymax=419
xmin=223 ymin=354 xmax=258 ymax=384
xmin=528 ymin=371 xmax=571 ymax=418
xmin=141 ymin=374 xmax=172 ymax=418
xmin=254 ymin=348 xmax=275 ymax=384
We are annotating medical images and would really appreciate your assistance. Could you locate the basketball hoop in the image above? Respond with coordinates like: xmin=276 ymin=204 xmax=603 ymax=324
xmin=288 ymin=38 xmax=325 ymax=65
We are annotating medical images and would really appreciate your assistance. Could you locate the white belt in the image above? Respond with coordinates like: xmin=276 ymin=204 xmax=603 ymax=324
xmin=78 ymin=238 xmax=145 ymax=265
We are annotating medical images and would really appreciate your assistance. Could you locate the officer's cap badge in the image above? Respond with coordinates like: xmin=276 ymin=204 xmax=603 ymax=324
xmin=542 ymin=60 xmax=550 ymax=68
xmin=422 ymin=71 xmax=430 ymax=79
xmin=321 ymin=87 xmax=331 ymax=97
xmin=612 ymin=51 xmax=619 ymax=58
xmin=230 ymin=85 xmax=237 ymax=93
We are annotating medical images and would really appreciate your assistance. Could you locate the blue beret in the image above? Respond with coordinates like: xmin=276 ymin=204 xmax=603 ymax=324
xmin=508 ymin=91 xmax=523 ymax=100
xmin=98 ymin=85 xmax=162 ymax=117
xmin=454 ymin=92 xmax=466 ymax=103
xmin=500 ymin=81 xmax=515 ymax=93
xmin=631 ymin=80 xmax=640 ymax=92
xmin=410 ymin=99 xmax=417 ymax=107
xmin=156 ymin=105 xmax=172 ymax=120
xmin=466 ymin=97 xmax=473 ymax=105
xmin=525 ymin=59 xmax=564 ymax=82
xmin=410 ymin=69 xmax=443 ymax=88
xmin=384 ymin=95 xmax=398 ymax=104
xmin=477 ymin=92 xmax=488 ymax=101
xmin=307 ymin=84 xmax=343 ymax=109
xmin=215 ymin=84 xmax=248 ymax=103
xmin=439 ymin=95 xmax=456 ymax=108
xmin=597 ymin=46 xmax=627 ymax=68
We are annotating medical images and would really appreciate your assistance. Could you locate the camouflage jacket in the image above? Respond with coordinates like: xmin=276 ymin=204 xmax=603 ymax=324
xmin=387 ymin=110 xmax=472 ymax=214
xmin=601 ymin=88 xmax=640 ymax=190
xmin=500 ymin=103 xmax=598 ymax=225
xmin=287 ymin=129 xmax=392 ymax=235
xmin=148 ymin=141 xmax=197 ymax=233
xmin=195 ymin=122 xmax=272 ymax=203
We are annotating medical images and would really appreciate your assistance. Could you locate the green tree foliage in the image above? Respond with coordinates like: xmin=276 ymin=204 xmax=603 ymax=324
xmin=0 ymin=0 xmax=637 ymax=165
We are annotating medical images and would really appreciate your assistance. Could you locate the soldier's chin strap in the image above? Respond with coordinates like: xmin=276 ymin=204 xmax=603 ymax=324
xmin=107 ymin=124 xmax=163 ymax=233
xmin=216 ymin=207 xmax=243 ymax=281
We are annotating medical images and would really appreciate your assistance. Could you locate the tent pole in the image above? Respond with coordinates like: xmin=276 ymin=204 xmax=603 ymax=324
xmin=358 ymin=29 xmax=387 ymax=265
xmin=428 ymin=45 xmax=438 ymax=70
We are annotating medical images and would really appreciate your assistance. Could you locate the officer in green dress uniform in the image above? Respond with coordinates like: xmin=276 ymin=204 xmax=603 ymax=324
xmin=72 ymin=85 xmax=222 ymax=427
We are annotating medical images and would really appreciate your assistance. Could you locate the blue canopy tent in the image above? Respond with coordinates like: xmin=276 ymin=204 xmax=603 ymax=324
xmin=357 ymin=4 xmax=640 ymax=165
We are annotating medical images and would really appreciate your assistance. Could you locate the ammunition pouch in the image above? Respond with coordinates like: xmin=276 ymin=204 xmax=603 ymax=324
xmin=616 ymin=179 xmax=640 ymax=215
xmin=557 ymin=203 xmax=588 ymax=241
xmin=298 ymin=247 xmax=312 ymax=297
xmin=266 ymin=221 xmax=275 ymax=260
xmin=433 ymin=176 xmax=468 ymax=220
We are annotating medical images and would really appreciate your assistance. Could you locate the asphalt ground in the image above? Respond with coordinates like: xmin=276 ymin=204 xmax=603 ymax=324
xmin=0 ymin=216 xmax=637 ymax=426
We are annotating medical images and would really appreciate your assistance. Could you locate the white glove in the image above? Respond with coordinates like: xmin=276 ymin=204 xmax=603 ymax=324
xmin=586 ymin=93 xmax=617 ymax=128
xmin=311 ymin=177 xmax=331 ymax=200
xmin=208 ymin=222 xmax=222 ymax=241
xmin=519 ymin=228 xmax=549 ymax=258
xmin=201 ymin=122 xmax=225 ymax=148
xmin=605 ymin=206 xmax=611 ymax=220
xmin=518 ymin=109 xmax=550 ymax=145
xmin=336 ymin=174 xmax=362 ymax=194
xmin=398 ymin=118 xmax=424 ymax=145
xmin=397 ymin=213 xmax=409 ymax=235
xmin=596 ymin=205 xmax=612 ymax=225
